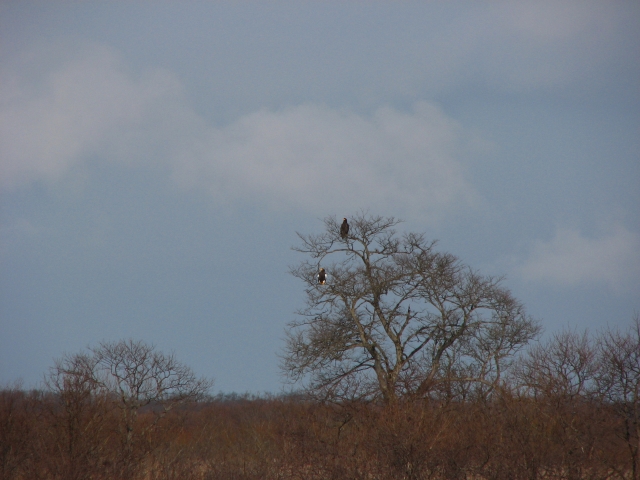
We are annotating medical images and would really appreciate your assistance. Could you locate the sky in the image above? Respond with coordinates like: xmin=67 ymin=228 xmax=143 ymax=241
xmin=1 ymin=1 xmax=639 ymax=394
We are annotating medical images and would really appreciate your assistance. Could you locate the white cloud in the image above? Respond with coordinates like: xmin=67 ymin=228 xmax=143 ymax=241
xmin=0 ymin=42 xmax=187 ymax=188
xmin=417 ymin=1 xmax=630 ymax=94
xmin=171 ymin=102 xmax=477 ymax=218
xmin=519 ymin=226 xmax=640 ymax=292
xmin=0 ymin=43 xmax=480 ymax=220
xmin=498 ymin=1 xmax=603 ymax=40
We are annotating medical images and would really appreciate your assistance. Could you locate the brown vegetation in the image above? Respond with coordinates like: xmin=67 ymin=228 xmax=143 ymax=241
xmin=1 ymin=317 xmax=639 ymax=480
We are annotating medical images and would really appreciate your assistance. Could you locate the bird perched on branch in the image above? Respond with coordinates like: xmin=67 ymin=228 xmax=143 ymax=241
xmin=340 ymin=218 xmax=349 ymax=239
xmin=317 ymin=268 xmax=327 ymax=285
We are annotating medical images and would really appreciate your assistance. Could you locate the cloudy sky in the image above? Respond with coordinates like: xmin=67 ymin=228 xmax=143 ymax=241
xmin=1 ymin=1 xmax=639 ymax=394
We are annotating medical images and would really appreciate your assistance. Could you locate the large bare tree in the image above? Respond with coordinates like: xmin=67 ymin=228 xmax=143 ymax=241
xmin=283 ymin=213 xmax=540 ymax=404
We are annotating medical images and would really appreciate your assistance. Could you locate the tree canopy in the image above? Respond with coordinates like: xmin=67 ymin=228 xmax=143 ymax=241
xmin=283 ymin=213 xmax=540 ymax=404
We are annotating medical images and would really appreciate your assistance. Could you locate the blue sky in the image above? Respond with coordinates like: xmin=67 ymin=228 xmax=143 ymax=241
xmin=1 ymin=1 xmax=639 ymax=394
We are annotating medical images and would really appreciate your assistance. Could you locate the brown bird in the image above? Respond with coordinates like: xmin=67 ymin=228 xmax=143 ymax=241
xmin=340 ymin=218 xmax=349 ymax=239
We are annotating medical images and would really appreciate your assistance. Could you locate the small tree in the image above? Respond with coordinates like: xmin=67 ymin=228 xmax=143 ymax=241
xmin=595 ymin=315 xmax=640 ymax=480
xmin=513 ymin=329 xmax=598 ymax=400
xmin=50 ymin=339 xmax=212 ymax=475
xmin=283 ymin=213 xmax=540 ymax=404
xmin=45 ymin=354 xmax=111 ymax=480
xmin=511 ymin=329 xmax=601 ymax=478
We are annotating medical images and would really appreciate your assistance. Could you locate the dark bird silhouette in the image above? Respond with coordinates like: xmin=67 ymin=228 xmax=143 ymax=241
xmin=340 ymin=218 xmax=349 ymax=239
xmin=317 ymin=268 xmax=327 ymax=285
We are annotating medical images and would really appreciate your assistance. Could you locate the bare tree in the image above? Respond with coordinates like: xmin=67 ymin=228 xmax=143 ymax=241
xmin=595 ymin=315 xmax=640 ymax=480
xmin=89 ymin=340 xmax=212 ymax=449
xmin=511 ymin=329 xmax=602 ymax=478
xmin=283 ymin=213 xmax=540 ymax=404
xmin=44 ymin=354 xmax=111 ymax=480
xmin=50 ymin=339 xmax=212 ymax=476
xmin=513 ymin=328 xmax=598 ymax=400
